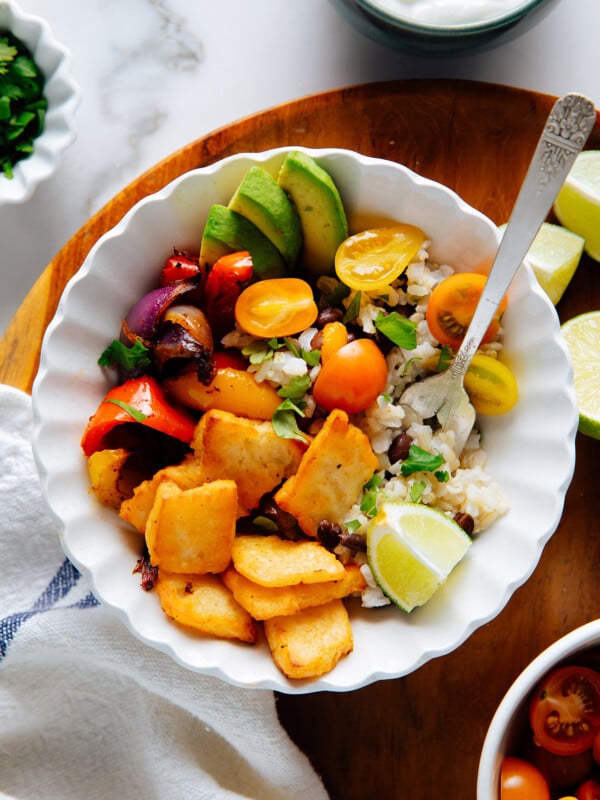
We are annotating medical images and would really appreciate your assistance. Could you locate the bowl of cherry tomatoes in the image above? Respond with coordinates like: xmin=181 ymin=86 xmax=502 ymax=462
xmin=478 ymin=619 xmax=600 ymax=799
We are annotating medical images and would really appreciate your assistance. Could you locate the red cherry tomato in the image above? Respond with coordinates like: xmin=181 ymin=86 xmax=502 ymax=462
xmin=577 ymin=778 xmax=600 ymax=799
xmin=160 ymin=250 xmax=203 ymax=285
xmin=426 ymin=272 xmax=508 ymax=349
xmin=500 ymin=756 xmax=550 ymax=800
xmin=235 ymin=277 xmax=318 ymax=338
xmin=312 ymin=338 xmax=388 ymax=414
xmin=204 ymin=251 xmax=253 ymax=340
xmin=530 ymin=666 xmax=600 ymax=756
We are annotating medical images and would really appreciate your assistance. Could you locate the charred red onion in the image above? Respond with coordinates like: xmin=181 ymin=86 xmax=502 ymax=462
xmin=121 ymin=280 xmax=198 ymax=346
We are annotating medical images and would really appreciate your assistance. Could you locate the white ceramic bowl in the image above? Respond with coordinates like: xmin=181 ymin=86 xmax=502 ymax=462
xmin=478 ymin=619 xmax=600 ymax=798
xmin=334 ymin=0 xmax=559 ymax=54
xmin=0 ymin=0 xmax=79 ymax=205
xmin=31 ymin=147 xmax=577 ymax=693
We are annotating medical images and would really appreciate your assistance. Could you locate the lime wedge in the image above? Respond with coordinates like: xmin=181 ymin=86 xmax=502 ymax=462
xmin=366 ymin=502 xmax=471 ymax=612
xmin=553 ymin=151 xmax=600 ymax=262
xmin=499 ymin=222 xmax=584 ymax=305
xmin=561 ymin=311 xmax=600 ymax=440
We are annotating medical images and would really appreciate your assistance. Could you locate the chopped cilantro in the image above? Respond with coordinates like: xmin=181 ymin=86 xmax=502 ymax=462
xmin=98 ymin=339 xmax=151 ymax=371
xmin=409 ymin=480 xmax=427 ymax=503
xmin=400 ymin=445 xmax=445 ymax=477
xmin=104 ymin=399 xmax=148 ymax=422
xmin=0 ymin=32 xmax=47 ymax=179
xmin=436 ymin=345 xmax=453 ymax=372
xmin=242 ymin=340 xmax=276 ymax=364
xmin=344 ymin=519 xmax=362 ymax=534
xmin=302 ymin=348 xmax=321 ymax=367
xmin=434 ymin=470 xmax=450 ymax=483
xmin=360 ymin=473 xmax=383 ymax=516
xmin=375 ymin=311 xmax=417 ymax=349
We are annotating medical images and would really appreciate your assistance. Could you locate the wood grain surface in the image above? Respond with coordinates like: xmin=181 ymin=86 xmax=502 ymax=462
xmin=2 ymin=79 xmax=599 ymax=799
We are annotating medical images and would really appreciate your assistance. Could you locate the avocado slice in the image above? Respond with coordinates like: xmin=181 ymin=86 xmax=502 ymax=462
xmin=228 ymin=166 xmax=302 ymax=267
xmin=199 ymin=204 xmax=287 ymax=280
xmin=277 ymin=151 xmax=348 ymax=276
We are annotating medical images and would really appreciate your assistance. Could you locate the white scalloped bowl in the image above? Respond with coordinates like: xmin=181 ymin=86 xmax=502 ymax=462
xmin=31 ymin=147 xmax=577 ymax=693
xmin=0 ymin=1 xmax=79 ymax=205
xmin=478 ymin=620 xmax=600 ymax=798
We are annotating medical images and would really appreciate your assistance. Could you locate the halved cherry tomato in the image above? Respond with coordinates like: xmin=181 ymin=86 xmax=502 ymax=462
xmin=463 ymin=353 xmax=518 ymax=415
xmin=203 ymin=251 xmax=253 ymax=340
xmin=312 ymin=338 xmax=388 ymax=414
xmin=235 ymin=278 xmax=318 ymax=338
xmin=335 ymin=224 xmax=425 ymax=292
xmin=160 ymin=250 xmax=203 ymax=286
xmin=426 ymin=272 xmax=508 ymax=349
xmin=81 ymin=376 xmax=196 ymax=457
xmin=500 ymin=757 xmax=551 ymax=800
xmin=530 ymin=666 xmax=600 ymax=757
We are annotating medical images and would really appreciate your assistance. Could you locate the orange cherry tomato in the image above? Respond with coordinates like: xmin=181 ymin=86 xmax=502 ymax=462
xmin=500 ymin=757 xmax=550 ymax=800
xmin=426 ymin=272 xmax=508 ymax=349
xmin=577 ymin=778 xmax=600 ymax=799
xmin=529 ymin=666 xmax=600 ymax=757
xmin=320 ymin=321 xmax=348 ymax=364
xmin=234 ymin=278 xmax=318 ymax=338
xmin=312 ymin=338 xmax=388 ymax=414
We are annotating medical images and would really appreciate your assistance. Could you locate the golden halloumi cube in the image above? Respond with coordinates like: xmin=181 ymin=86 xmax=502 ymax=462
xmin=275 ymin=408 xmax=378 ymax=537
xmin=231 ymin=534 xmax=345 ymax=587
xmin=191 ymin=409 xmax=307 ymax=511
xmin=264 ymin=599 xmax=353 ymax=679
xmin=156 ymin=571 xmax=257 ymax=644
xmin=119 ymin=455 xmax=207 ymax=533
xmin=222 ymin=563 xmax=366 ymax=619
xmin=145 ymin=479 xmax=237 ymax=574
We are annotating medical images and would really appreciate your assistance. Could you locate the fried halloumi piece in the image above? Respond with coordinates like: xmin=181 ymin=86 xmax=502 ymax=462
xmin=222 ymin=563 xmax=366 ymax=620
xmin=156 ymin=571 xmax=257 ymax=644
xmin=191 ymin=408 xmax=307 ymax=510
xmin=231 ymin=534 xmax=346 ymax=587
xmin=145 ymin=479 xmax=237 ymax=574
xmin=119 ymin=455 xmax=208 ymax=533
xmin=275 ymin=408 xmax=378 ymax=537
xmin=264 ymin=599 xmax=353 ymax=679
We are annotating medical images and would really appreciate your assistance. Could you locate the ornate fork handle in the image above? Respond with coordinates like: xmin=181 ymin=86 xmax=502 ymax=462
xmin=449 ymin=93 xmax=596 ymax=381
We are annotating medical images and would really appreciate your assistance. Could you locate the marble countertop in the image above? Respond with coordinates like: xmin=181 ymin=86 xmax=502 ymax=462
xmin=1 ymin=0 xmax=598 ymax=336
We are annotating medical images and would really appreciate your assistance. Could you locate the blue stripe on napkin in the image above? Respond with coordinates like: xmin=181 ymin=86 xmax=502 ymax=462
xmin=0 ymin=557 xmax=99 ymax=661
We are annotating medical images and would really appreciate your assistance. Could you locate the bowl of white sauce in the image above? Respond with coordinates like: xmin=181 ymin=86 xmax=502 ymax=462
xmin=335 ymin=0 xmax=560 ymax=54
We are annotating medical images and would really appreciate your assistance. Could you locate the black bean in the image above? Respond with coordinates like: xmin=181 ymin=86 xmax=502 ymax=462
xmin=317 ymin=520 xmax=344 ymax=549
xmin=454 ymin=512 xmax=475 ymax=537
xmin=388 ymin=433 xmax=413 ymax=464
xmin=316 ymin=307 xmax=344 ymax=328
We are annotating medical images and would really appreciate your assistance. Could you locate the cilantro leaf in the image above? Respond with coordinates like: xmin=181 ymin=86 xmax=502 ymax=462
xmin=400 ymin=445 xmax=445 ymax=477
xmin=98 ymin=339 xmax=152 ymax=371
xmin=271 ymin=399 xmax=308 ymax=442
xmin=375 ymin=311 xmax=417 ymax=349
xmin=277 ymin=374 xmax=310 ymax=402
xmin=436 ymin=345 xmax=453 ymax=372
xmin=343 ymin=291 xmax=361 ymax=323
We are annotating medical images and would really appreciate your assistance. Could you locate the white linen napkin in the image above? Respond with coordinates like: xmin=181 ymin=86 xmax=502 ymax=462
xmin=0 ymin=385 xmax=329 ymax=800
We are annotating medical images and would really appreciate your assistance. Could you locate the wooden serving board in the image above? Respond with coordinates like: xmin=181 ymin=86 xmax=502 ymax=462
xmin=2 ymin=80 xmax=599 ymax=799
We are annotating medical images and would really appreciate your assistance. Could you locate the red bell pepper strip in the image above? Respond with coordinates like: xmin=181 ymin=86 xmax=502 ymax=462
xmin=81 ymin=375 xmax=196 ymax=456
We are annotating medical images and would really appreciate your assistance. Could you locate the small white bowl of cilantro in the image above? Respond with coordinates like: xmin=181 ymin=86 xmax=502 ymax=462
xmin=0 ymin=0 xmax=79 ymax=205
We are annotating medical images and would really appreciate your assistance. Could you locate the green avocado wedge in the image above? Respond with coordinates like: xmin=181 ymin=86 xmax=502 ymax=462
xmin=199 ymin=205 xmax=287 ymax=280
xmin=277 ymin=151 xmax=348 ymax=276
xmin=228 ymin=166 xmax=302 ymax=267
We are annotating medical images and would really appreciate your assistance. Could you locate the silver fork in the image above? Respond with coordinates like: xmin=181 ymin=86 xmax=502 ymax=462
xmin=399 ymin=93 xmax=596 ymax=454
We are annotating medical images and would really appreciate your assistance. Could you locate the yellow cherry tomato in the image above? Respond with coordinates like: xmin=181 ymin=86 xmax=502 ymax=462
xmin=234 ymin=278 xmax=318 ymax=338
xmin=335 ymin=224 xmax=426 ymax=292
xmin=464 ymin=353 xmax=518 ymax=416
